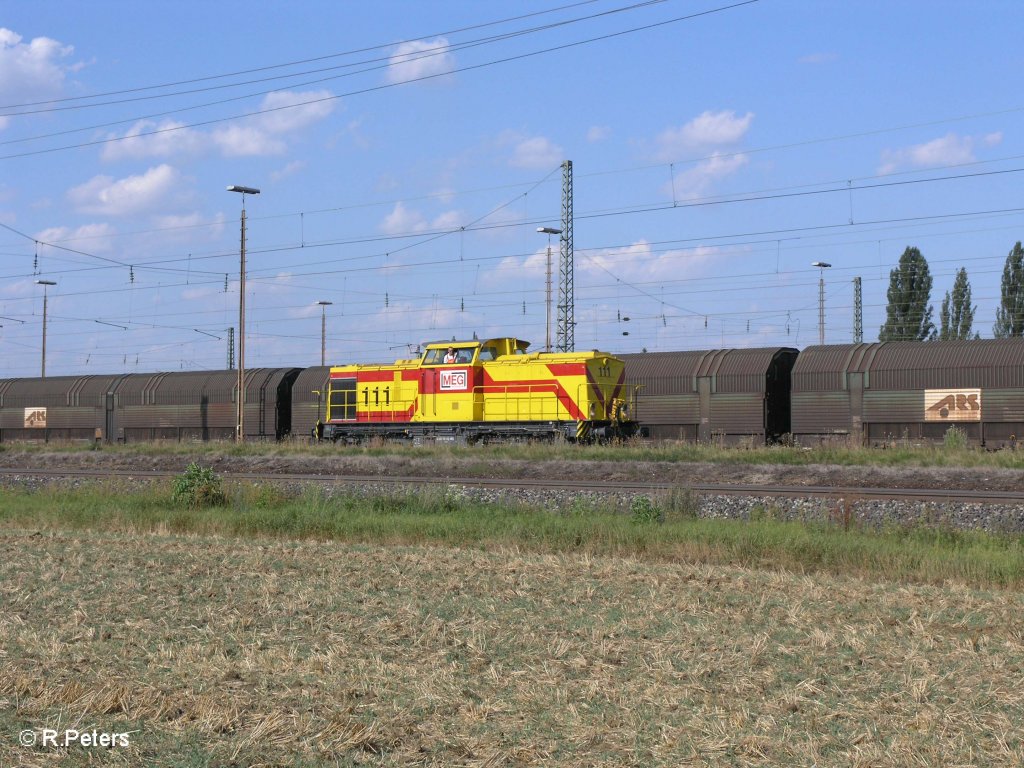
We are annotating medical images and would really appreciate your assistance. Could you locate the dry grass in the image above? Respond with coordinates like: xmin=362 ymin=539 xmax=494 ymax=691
xmin=1 ymin=530 xmax=1022 ymax=766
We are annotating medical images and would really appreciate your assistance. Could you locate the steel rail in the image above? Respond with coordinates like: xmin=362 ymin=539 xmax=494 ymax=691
xmin=0 ymin=466 xmax=1020 ymax=505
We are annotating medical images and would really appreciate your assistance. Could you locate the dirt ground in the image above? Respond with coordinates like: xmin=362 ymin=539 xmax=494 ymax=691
xmin=2 ymin=448 xmax=1021 ymax=492
xmin=3 ymin=530 xmax=1022 ymax=767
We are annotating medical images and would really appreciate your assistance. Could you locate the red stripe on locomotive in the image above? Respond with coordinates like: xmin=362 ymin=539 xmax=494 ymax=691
xmin=480 ymin=369 xmax=585 ymax=421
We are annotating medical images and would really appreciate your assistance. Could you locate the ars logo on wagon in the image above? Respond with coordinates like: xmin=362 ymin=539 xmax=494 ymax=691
xmin=924 ymin=389 xmax=981 ymax=421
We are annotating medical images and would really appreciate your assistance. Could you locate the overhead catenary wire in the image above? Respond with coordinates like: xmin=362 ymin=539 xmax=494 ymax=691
xmin=3 ymin=159 xmax=1021 ymax=286
xmin=0 ymin=0 xmax=757 ymax=160
xmin=2 ymin=200 xmax=1021 ymax=313
xmin=0 ymin=0 xmax=608 ymax=111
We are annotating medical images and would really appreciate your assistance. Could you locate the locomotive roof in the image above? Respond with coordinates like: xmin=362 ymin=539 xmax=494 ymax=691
xmin=423 ymin=337 xmax=531 ymax=349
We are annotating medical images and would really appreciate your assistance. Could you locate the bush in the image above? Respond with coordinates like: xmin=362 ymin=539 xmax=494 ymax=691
xmin=660 ymin=486 xmax=698 ymax=521
xmin=172 ymin=462 xmax=227 ymax=509
xmin=630 ymin=495 xmax=661 ymax=524
xmin=943 ymin=425 xmax=969 ymax=451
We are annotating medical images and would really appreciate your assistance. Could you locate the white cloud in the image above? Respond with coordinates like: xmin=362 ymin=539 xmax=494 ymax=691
xmin=252 ymin=272 xmax=295 ymax=298
xmin=251 ymin=90 xmax=335 ymax=133
xmin=101 ymin=119 xmax=206 ymax=161
xmin=485 ymin=240 xmax=724 ymax=296
xmin=431 ymin=185 xmax=457 ymax=205
xmin=380 ymin=202 xmax=428 ymax=235
xmin=270 ymin=160 xmax=307 ymax=182
xmin=431 ymin=210 xmax=464 ymax=230
xmin=508 ymin=135 xmax=563 ymax=169
xmin=344 ymin=118 xmax=371 ymax=151
xmin=378 ymin=202 xmax=462 ymax=235
xmin=386 ymin=38 xmax=455 ymax=84
xmin=0 ymin=277 xmax=35 ymax=297
xmin=587 ymin=126 xmax=611 ymax=143
xmin=798 ymin=52 xmax=839 ymax=65
xmin=34 ymin=222 xmax=117 ymax=252
xmin=670 ymin=152 xmax=750 ymax=200
xmin=143 ymin=212 xmax=225 ymax=252
xmin=181 ymin=284 xmax=221 ymax=302
xmin=212 ymin=124 xmax=287 ymax=157
xmin=0 ymin=28 xmax=75 ymax=130
xmin=654 ymin=110 xmax=754 ymax=161
xmin=150 ymin=212 xmax=205 ymax=229
xmin=101 ymin=90 xmax=335 ymax=160
xmin=211 ymin=90 xmax=335 ymax=156
xmin=878 ymin=132 xmax=1000 ymax=174
xmin=483 ymin=249 xmax=548 ymax=288
xmin=67 ymin=164 xmax=182 ymax=216
xmin=580 ymin=240 xmax=720 ymax=284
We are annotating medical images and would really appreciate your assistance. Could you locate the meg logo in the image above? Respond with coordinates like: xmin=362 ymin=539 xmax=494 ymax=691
xmin=925 ymin=389 xmax=981 ymax=421
xmin=440 ymin=369 xmax=468 ymax=391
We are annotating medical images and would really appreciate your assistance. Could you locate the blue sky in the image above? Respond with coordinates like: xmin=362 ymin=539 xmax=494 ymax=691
xmin=2 ymin=0 xmax=1023 ymax=377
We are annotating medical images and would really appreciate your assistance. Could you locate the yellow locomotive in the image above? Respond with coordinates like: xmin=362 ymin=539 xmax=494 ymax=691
xmin=317 ymin=337 xmax=637 ymax=443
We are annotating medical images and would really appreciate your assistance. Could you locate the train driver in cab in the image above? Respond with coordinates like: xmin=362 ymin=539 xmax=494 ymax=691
xmin=444 ymin=346 xmax=458 ymax=364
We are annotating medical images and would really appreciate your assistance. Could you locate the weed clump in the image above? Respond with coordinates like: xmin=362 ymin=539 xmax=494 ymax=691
xmin=630 ymin=494 xmax=660 ymax=524
xmin=660 ymin=486 xmax=698 ymax=521
xmin=172 ymin=462 xmax=227 ymax=508
xmin=943 ymin=425 xmax=968 ymax=451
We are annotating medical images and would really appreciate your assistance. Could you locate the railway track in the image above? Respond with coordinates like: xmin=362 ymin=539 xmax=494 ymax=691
xmin=1 ymin=466 xmax=1020 ymax=506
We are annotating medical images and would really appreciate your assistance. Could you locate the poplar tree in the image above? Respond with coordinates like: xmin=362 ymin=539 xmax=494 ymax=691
xmin=938 ymin=267 xmax=978 ymax=340
xmin=879 ymin=246 xmax=934 ymax=341
xmin=994 ymin=241 xmax=1024 ymax=338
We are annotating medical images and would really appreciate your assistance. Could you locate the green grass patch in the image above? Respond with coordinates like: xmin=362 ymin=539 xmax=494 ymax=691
xmin=2 ymin=479 xmax=1021 ymax=588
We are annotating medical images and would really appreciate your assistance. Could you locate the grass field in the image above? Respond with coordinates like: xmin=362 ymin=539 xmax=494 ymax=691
xmin=2 ymin=479 xmax=1024 ymax=587
xmin=2 ymin=528 xmax=1023 ymax=767
xmin=1 ymin=471 xmax=1024 ymax=766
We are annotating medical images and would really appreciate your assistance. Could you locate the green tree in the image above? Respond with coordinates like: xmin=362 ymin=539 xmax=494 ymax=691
xmin=994 ymin=241 xmax=1024 ymax=338
xmin=879 ymin=246 xmax=935 ymax=341
xmin=938 ymin=267 xmax=978 ymax=340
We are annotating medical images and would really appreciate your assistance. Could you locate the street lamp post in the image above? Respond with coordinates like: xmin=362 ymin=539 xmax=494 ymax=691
xmin=812 ymin=261 xmax=832 ymax=345
xmin=227 ymin=185 xmax=260 ymax=442
xmin=35 ymin=279 xmax=56 ymax=377
xmin=536 ymin=227 xmax=562 ymax=353
xmin=317 ymin=301 xmax=333 ymax=366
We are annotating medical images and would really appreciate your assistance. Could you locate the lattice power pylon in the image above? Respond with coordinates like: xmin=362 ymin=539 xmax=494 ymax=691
xmin=557 ymin=160 xmax=574 ymax=352
xmin=853 ymin=276 xmax=863 ymax=343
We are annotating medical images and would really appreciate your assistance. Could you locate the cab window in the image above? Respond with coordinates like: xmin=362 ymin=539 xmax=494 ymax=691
xmin=478 ymin=346 xmax=497 ymax=362
xmin=423 ymin=349 xmax=445 ymax=365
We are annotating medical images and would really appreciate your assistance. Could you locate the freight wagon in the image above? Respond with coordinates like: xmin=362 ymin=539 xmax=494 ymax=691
xmin=622 ymin=347 xmax=797 ymax=444
xmin=2 ymin=337 xmax=1023 ymax=449
xmin=791 ymin=339 xmax=1024 ymax=448
xmin=0 ymin=368 xmax=298 ymax=443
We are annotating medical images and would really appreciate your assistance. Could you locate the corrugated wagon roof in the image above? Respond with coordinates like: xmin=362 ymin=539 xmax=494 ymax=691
xmin=622 ymin=348 xmax=797 ymax=393
xmin=0 ymin=374 xmax=125 ymax=406
xmin=793 ymin=339 xmax=1024 ymax=391
xmin=862 ymin=338 xmax=1024 ymax=373
xmin=292 ymin=367 xmax=331 ymax=405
